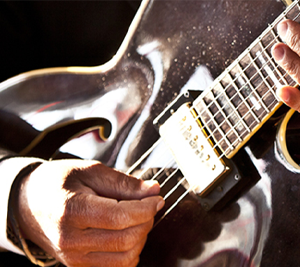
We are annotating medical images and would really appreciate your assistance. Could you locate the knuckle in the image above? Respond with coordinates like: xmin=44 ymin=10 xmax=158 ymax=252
xmin=118 ymin=175 xmax=131 ymax=191
xmin=116 ymin=252 xmax=137 ymax=267
xmin=115 ymin=232 xmax=137 ymax=252
xmin=288 ymin=31 xmax=300 ymax=56
xmin=288 ymin=32 xmax=300 ymax=51
xmin=57 ymin=229 xmax=77 ymax=252
xmin=56 ymin=251 xmax=81 ymax=267
xmin=115 ymin=172 xmax=140 ymax=194
xmin=111 ymin=206 xmax=130 ymax=229
xmin=283 ymin=59 xmax=300 ymax=79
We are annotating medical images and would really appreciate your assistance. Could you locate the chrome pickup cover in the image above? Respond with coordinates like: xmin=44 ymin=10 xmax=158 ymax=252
xmin=159 ymin=104 xmax=227 ymax=195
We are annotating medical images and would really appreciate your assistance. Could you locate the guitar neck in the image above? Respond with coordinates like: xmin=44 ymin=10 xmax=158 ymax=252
xmin=193 ymin=0 xmax=300 ymax=158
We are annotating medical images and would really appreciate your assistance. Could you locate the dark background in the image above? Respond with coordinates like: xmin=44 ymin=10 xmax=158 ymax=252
xmin=0 ymin=1 xmax=139 ymax=266
xmin=0 ymin=1 xmax=140 ymax=82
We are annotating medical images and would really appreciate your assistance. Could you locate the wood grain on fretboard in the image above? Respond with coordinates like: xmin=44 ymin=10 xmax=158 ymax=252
xmin=193 ymin=1 xmax=300 ymax=158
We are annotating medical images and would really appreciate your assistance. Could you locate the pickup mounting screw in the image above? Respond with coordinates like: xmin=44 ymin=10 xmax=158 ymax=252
xmin=234 ymin=174 xmax=240 ymax=181
xmin=203 ymin=202 xmax=210 ymax=211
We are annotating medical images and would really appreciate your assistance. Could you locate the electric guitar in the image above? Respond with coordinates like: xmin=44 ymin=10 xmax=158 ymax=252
xmin=0 ymin=0 xmax=300 ymax=266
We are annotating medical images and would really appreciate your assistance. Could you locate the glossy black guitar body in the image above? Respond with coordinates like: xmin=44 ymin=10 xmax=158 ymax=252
xmin=1 ymin=1 xmax=300 ymax=266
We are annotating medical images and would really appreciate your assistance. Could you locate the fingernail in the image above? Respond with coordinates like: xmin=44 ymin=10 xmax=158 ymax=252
xmin=156 ymin=199 xmax=165 ymax=212
xmin=277 ymin=87 xmax=290 ymax=102
xmin=278 ymin=20 xmax=288 ymax=41
xmin=272 ymin=45 xmax=285 ymax=61
xmin=141 ymin=180 xmax=159 ymax=191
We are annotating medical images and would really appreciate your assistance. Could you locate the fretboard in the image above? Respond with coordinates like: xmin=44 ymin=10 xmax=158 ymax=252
xmin=193 ymin=0 xmax=300 ymax=158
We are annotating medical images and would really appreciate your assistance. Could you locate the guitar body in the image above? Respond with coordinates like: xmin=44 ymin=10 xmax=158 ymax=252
xmin=0 ymin=0 xmax=299 ymax=266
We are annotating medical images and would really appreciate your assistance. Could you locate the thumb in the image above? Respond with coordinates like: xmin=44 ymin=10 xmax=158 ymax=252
xmin=79 ymin=162 xmax=161 ymax=200
xmin=277 ymin=86 xmax=300 ymax=112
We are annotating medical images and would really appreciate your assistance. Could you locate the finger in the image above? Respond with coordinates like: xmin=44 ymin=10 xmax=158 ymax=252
xmin=62 ymin=237 xmax=147 ymax=267
xmin=73 ymin=162 xmax=161 ymax=200
xmin=58 ymin=220 xmax=153 ymax=253
xmin=277 ymin=19 xmax=300 ymax=56
xmin=63 ymin=194 xmax=165 ymax=229
xmin=276 ymin=85 xmax=300 ymax=112
xmin=272 ymin=42 xmax=300 ymax=83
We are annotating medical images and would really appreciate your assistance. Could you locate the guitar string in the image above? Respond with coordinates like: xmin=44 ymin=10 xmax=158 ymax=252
xmin=187 ymin=11 xmax=300 ymax=160
xmin=125 ymin=3 xmax=300 ymax=224
xmin=194 ymin=4 xmax=300 ymax=129
xmin=135 ymin=153 xmax=175 ymax=181
xmin=126 ymin=138 xmax=162 ymax=175
xmin=154 ymin=186 xmax=192 ymax=227
xmin=191 ymin=53 xmax=289 ymax=160
xmin=190 ymin=31 xmax=282 ymax=135
xmin=191 ymin=0 xmax=300 ymax=122
xmin=159 ymin=167 xmax=180 ymax=188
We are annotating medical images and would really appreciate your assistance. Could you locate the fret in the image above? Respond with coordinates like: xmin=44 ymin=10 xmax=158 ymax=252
xmin=204 ymin=86 xmax=238 ymax=149
xmin=265 ymin=27 xmax=289 ymax=85
xmin=286 ymin=2 xmax=300 ymax=21
xmin=247 ymin=50 xmax=276 ymax=115
xmin=258 ymin=40 xmax=285 ymax=91
xmin=250 ymin=49 xmax=274 ymax=97
xmin=227 ymin=70 xmax=258 ymax=128
xmin=260 ymin=27 xmax=278 ymax=54
xmin=195 ymin=95 xmax=233 ymax=154
xmin=219 ymin=73 xmax=252 ymax=135
xmin=234 ymin=62 xmax=264 ymax=122
xmin=235 ymin=62 xmax=265 ymax=116
xmin=214 ymin=84 xmax=245 ymax=142
xmin=238 ymin=54 xmax=270 ymax=119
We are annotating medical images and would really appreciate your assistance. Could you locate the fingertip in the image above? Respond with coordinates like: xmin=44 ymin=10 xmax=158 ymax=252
xmin=156 ymin=198 xmax=165 ymax=212
xmin=277 ymin=86 xmax=300 ymax=112
xmin=277 ymin=19 xmax=288 ymax=41
xmin=141 ymin=180 xmax=160 ymax=195
xmin=272 ymin=43 xmax=285 ymax=62
xmin=277 ymin=86 xmax=290 ymax=103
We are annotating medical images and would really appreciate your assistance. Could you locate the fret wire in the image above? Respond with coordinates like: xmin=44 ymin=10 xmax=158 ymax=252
xmin=193 ymin=58 xmax=278 ymax=154
xmin=228 ymin=70 xmax=259 ymax=126
xmin=196 ymin=72 xmax=280 ymax=158
xmin=235 ymin=63 xmax=264 ymax=122
xmin=198 ymin=1 xmax=299 ymax=115
xmin=163 ymin=177 xmax=187 ymax=201
xmin=242 ymin=53 xmax=271 ymax=112
xmin=296 ymin=3 xmax=300 ymax=20
xmin=257 ymin=40 xmax=285 ymax=98
xmin=148 ymin=158 xmax=176 ymax=181
xmin=237 ymin=71 xmax=269 ymax=117
xmin=252 ymin=55 xmax=275 ymax=106
xmin=265 ymin=28 xmax=289 ymax=85
xmin=236 ymin=59 xmax=269 ymax=113
xmin=126 ymin=138 xmax=162 ymax=175
xmin=154 ymin=187 xmax=191 ymax=228
xmin=212 ymin=85 xmax=244 ymax=142
xmin=159 ymin=168 xmax=180 ymax=188
xmin=196 ymin=98 xmax=235 ymax=150
xmin=210 ymin=59 xmax=289 ymax=159
xmin=246 ymin=52 xmax=272 ymax=112
xmin=197 ymin=16 xmax=284 ymax=112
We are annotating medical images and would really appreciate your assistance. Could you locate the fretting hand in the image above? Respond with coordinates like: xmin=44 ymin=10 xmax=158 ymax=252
xmin=272 ymin=19 xmax=300 ymax=111
xmin=15 ymin=159 xmax=164 ymax=267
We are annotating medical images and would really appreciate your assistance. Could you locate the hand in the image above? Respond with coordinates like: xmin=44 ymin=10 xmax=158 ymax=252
xmin=15 ymin=159 xmax=164 ymax=267
xmin=272 ymin=19 xmax=300 ymax=111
